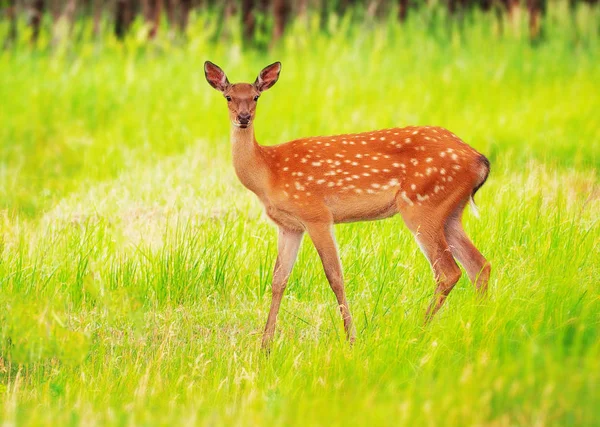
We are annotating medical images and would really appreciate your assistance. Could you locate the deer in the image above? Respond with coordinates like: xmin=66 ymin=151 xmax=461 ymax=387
xmin=204 ymin=61 xmax=491 ymax=349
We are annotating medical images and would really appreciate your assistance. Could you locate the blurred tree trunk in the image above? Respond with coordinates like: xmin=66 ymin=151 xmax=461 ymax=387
xmin=165 ymin=0 xmax=177 ymax=26
xmin=527 ymin=0 xmax=546 ymax=40
xmin=241 ymin=0 xmax=255 ymax=40
xmin=164 ymin=0 xmax=177 ymax=38
xmin=272 ymin=0 xmax=290 ymax=41
xmin=338 ymin=0 xmax=354 ymax=15
xmin=30 ymin=0 xmax=45 ymax=44
xmin=148 ymin=0 xmax=162 ymax=38
xmin=179 ymin=0 xmax=192 ymax=32
xmin=502 ymin=0 xmax=519 ymax=18
xmin=4 ymin=0 xmax=17 ymax=47
xmin=115 ymin=0 xmax=133 ymax=39
xmin=92 ymin=0 xmax=103 ymax=36
xmin=398 ymin=0 xmax=408 ymax=21
xmin=297 ymin=0 xmax=308 ymax=17
xmin=224 ymin=0 xmax=236 ymax=21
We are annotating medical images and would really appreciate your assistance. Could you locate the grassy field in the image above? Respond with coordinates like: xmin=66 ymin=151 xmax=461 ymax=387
xmin=1 ymin=5 xmax=599 ymax=426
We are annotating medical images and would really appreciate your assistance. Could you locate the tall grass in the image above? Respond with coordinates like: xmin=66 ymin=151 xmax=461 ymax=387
xmin=1 ymin=4 xmax=599 ymax=426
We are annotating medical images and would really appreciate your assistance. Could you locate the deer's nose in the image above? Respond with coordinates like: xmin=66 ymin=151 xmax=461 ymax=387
xmin=238 ymin=113 xmax=251 ymax=124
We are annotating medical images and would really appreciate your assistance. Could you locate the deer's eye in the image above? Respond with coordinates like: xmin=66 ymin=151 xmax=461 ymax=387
xmin=254 ymin=96 xmax=259 ymax=102
xmin=225 ymin=96 xmax=232 ymax=102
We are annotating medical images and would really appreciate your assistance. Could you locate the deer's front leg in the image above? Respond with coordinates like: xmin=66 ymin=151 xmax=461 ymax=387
xmin=262 ymin=227 xmax=304 ymax=350
xmin=305 ymin=222 xmax=356 ymax=344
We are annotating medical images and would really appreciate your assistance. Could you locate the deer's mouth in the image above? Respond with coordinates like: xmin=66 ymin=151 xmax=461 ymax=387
xmin=233 ymin=121 xmax=251 ymax=128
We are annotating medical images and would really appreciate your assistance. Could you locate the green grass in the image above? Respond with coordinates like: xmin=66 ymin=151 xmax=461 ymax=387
xmin=1 ymin=5 xmax=599 ymax=426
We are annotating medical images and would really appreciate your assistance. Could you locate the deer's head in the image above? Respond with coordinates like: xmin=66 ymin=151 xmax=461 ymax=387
xmin=204 ymin=61 xmax=281 ymax=129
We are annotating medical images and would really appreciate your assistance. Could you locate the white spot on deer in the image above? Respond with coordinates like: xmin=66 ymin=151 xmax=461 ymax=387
xmin=328 ymin=182 xmax=335 ymax=187
xmin=440 ymin=152 xmax=446 ymax=158
xmin=366 ymin=189 xmax=376 ymax=194
xmin=380 ymin=137 xmax=386 ymax=141
xmin=283 ymin=190 xmax=289 ymax=197
xmin=293 ymin=194 xmax=300 ymax=199
xmin=317 ymin=179 xmax=326 ymax=184
xmin=335 ymin=153 xmax=344 ymax=158
xmin=426 ymin=168 xmax=432 ymax=176
xmin=294 ymin=182 xmax=305 ymax=191
xmin=371 ymin=169 xmax=380 ymax=173
xmin=301 ymin=158 xmax=307 ymax=163
xmin=342 ymin=140 xmax=348 ymax=145
xmin=297 ymin=172 xmax=304 ymax=176
xmin=417 ymin=194 xmax=429 ymax=201
xmin=389 ymin=178 xmax=399 ymax=186
xmin=383 ymin=168 xmax=390 ymax=173
xmin=316 ymin=141 xmax=322 ymax=145
xmin=400 ymin=191 xmax=414 ymax=206
xmin=284 ymin=157 xmax=289 ymax=162
xmin=404 ymin=137 xmax=412 ymax=143
xmin=370 ymin=137 xmax=376 ymax=140
xmin=355 ymin=189 xmax=363 ymax=194
xmin=451 ymin=153 xmax=459 ymax=160
xmin=434 ymin=185 xmax=441 ymax=193
xmin=283 ymin=167 xmax=289 ymax=171
xmin=425 ymin=157 xmax=433 ymax=163
xmin=412 ymin=130 xmax=419 ymax=135
xmin=356 ymin=154 xmax=363 ymax=159
xmin=411 ymin=184 xmax=416 ymax=190
xmin=312 ymin=161 xmax=322 ymax=167
xmin=352 ymin=175 xmax=360 ymax=179
xmin=363 ymin=172 xmax=371 ymax=177
xmin=351 ymin=162 xmax=359 ymax=166
xmin=361 ymin=141 xmax=367 ymax=145
xmin=306 ymin=192 xmax=312 ymax=196
xmin=447 ymin=176 xmax=454 ymax=182
xmin=307 ymin=176 xmax=314 ymax=181
xmin=452 ymin=164 xmax=461 ymax=170
xmin=410 ymin=159 xmax=419 ymax=166
xmin=440 ymin=168 xmax=446 ymax=175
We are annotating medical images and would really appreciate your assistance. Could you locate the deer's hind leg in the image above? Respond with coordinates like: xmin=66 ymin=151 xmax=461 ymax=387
xmin=444 ymin=203 xmax=491 ymax=294
xmin=399 ymin=203 xmax=463 ymax=321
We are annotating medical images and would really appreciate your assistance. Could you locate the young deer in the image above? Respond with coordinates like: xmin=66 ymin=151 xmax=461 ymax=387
xmin=205 ymin=61 xmax=491 ymax=348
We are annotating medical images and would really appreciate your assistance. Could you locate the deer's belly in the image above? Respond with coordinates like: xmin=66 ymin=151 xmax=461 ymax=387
xmin=326 ymin=193 xmax=399 ymax=224
xmin=264 ymin=204 xmax=305 ymax=231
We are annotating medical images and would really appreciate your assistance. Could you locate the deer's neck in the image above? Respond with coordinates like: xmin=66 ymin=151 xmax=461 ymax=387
xmin=230 ymin=125 xmax=270 ymax=197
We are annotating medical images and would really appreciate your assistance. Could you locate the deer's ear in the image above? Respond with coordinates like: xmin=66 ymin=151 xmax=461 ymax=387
xmin=254 ymin=62 xmax=281 ymax=92
xmin=204 ymin=61 xmax=230 ymax=92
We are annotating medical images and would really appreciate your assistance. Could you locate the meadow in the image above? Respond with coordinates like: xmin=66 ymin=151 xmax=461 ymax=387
xmin=0 ymin=4 xmax=599 ymax=426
